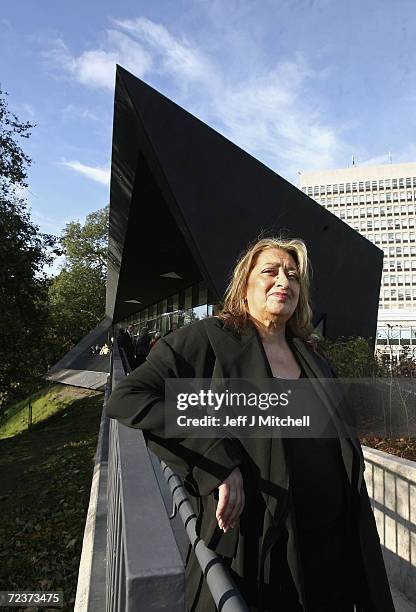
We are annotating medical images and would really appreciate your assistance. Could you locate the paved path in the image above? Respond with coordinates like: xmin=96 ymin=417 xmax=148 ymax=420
xmin=391 ymin=586 xmax=415 ymax=612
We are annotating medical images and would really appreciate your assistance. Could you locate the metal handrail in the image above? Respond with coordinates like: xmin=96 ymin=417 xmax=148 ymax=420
xmin=161 ymin=463 xmax=249 ymax=612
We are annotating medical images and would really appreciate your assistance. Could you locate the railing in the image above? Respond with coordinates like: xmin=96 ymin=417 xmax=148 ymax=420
xmin=363 ymin=446 xmax=416 ymax=605
xmin=76 ymin=341 xmax=248 ymax=611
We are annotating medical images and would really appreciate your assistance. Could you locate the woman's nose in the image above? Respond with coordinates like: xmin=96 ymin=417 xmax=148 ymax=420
xmin=274 ymin=271 xmax=289 ymax=288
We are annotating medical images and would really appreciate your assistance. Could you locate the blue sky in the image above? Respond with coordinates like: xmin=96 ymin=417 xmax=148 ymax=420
xmin=1 ymin=0 xmax=416 ymax=251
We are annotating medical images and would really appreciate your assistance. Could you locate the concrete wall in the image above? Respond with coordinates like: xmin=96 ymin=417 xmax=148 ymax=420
xmin=363 ymin=445 xmax=416 ymax=604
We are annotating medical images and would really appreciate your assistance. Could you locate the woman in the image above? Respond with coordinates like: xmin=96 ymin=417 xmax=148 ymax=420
xmin=106 ymin=237 xmax=394 ymax=612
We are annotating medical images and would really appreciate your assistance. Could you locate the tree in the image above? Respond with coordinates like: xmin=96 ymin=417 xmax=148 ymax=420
xmin=0 ymin=92 xmax=54 ymax=405
xmin=59 ymin=206 xmax=109 ymax=275
xmin=47 ymin=206 xmax=109 ymax=359
xmin=0 ymin=90 xmax=34 ymax=199
xmin=318 ymin=336 xmax=387 ymax=378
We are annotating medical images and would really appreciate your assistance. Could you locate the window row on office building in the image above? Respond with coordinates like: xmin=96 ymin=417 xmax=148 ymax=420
xmin=302 ymin=176 xmax=416 ymax=196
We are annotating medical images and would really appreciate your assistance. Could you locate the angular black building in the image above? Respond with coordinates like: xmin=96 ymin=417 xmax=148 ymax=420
xmin=107 ymin=65 xmax=382 ymax=343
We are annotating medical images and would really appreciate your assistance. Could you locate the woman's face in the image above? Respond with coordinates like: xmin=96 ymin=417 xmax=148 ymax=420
xmin=245 ymin=248 xmax=300 ymax=326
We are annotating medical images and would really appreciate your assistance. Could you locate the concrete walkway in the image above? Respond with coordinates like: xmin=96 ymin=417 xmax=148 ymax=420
xmin=391 ymin=586 xmax=416 ymax=612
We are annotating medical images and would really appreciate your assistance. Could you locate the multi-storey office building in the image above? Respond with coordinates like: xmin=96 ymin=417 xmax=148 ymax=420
xmin=299 ymin=162 xmax=416 ymax=358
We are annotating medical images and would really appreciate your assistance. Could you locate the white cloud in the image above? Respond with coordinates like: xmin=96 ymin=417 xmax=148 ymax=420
xmin=46 ymin=18 xmax=349 ymax=181
xmin=114 ymin=17 xmax=213 ymax=84
xmin=61 ymin=160 xmax=110 ymax=186
xmin=45 ymin=31 xmax=152 ymax=89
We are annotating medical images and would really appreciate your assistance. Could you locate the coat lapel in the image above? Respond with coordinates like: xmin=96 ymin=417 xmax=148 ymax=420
xmin=290 ymin=337 xmax=364 ymax=492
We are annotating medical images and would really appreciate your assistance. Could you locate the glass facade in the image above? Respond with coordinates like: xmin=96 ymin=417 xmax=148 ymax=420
xmin=120 ymin=281 xmax=215 ymax=338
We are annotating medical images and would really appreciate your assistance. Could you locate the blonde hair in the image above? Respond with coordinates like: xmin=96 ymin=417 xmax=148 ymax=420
xmin=218 ymin=237 xmax=314 ymax=340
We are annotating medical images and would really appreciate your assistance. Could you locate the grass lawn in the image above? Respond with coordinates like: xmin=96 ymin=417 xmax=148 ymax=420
xmin=0 ymin=383 xmax=103 ymax=611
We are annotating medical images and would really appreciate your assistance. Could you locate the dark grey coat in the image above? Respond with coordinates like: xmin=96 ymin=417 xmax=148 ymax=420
xmin=105 ymin=317 xmax=395 ymax=612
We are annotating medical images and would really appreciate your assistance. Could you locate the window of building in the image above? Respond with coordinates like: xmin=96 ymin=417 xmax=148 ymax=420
xmin=346 ymin=196 xmax=352 ymax=204
xmin=381 ymin=233 xmax=388 ymax=243
xmin=400 ymin=191 xmax=406 ymax=201
xmin=307 ymin=187 xmax=313 ymax=196
xmin=399 ymin=178 xmax=404 ymax=188
xmin=410 ymin=233 xmax=416 ymax=242
xmin=365 ymin=181 xmax=371 ymax=191
xmin=353 ymin=195 xmax=358 ymax=204
xmin=359 ymin=181 xmax=364 ymax=191
xmin=339 ymin=183 xmax=345 ymax=193
xmin=406 ymin=178 xmax=412 ymax=188
xmin=320 ymin=185 xmax=325 ymax=194
xmin=379 ymin=180 xmax=384 ymax=189
xmin=385 ymin=179 xmax=391 ymax=189
xmin=345 ymin=183 xmax=351 ymax=193
xmin=326 ymin=185 xmax=332 ymax=194
xmin=352 ymin=182 xmax=357 ymax=192
xmin=353 ymin=207 xmax=359 ymax=218
xmin=393 ymin=193 xmax=398 ymax=202
xmin=314 ymin=186 xmax=319 ymax=195
xmin=392 ymin=179 xmax=398 ymax=189
xmin=372 ymin=180 xmax=377 ymax=190
xmin=333 ymin=184 xmax=338 ymax=193
xmin=407 ymin=191 xmax=413 ymax=200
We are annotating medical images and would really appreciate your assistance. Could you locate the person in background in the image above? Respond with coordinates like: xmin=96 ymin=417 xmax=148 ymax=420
xmin=135 ymin=327 xmax=151 ymax=366
xmin=117 ymin=327 xmax=136 ymax=370
xmin=100 ymin=343 xmax=110 ymax=355
xmin=149 ymin=331 xmax=162 ymax=349
xmin=164 ymin=321 xmax=178 ymax=336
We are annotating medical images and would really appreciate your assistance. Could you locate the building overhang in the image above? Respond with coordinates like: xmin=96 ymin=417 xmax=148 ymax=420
xmin=107 ymin=66 xmax=383 ymax=344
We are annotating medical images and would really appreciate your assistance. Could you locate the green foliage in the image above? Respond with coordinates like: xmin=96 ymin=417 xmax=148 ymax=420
xmin=46 ymin=205 xmax=109 ymax=363
xmin=318 ymin=336 xmax=387 ymax=378
xmin=0 ymin=90 xmax=34 ymax=198
xmin=0 ymin=385 xmax=103 ymax=610
xmin=59 ymin=205 xmax=109 ymax=275
xmin=0 ymin=383 xmax=83 ymax=439
xmin=48 ymin=265 xmax=106 ymax=357
xmin=0 ymin=92 xmax=56 ymax=404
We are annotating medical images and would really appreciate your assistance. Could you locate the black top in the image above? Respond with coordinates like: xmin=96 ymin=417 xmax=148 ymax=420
xmin=283 ymin=367 xmax=350 ymax=531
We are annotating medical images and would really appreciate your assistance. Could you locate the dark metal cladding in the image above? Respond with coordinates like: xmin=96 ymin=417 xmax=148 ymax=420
xmin=108 ymin=65 xmax=382 ymax=344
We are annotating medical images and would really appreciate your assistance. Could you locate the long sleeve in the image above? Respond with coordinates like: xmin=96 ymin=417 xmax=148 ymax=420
xmin=105 ymin=328 xmax=243 ymax=496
